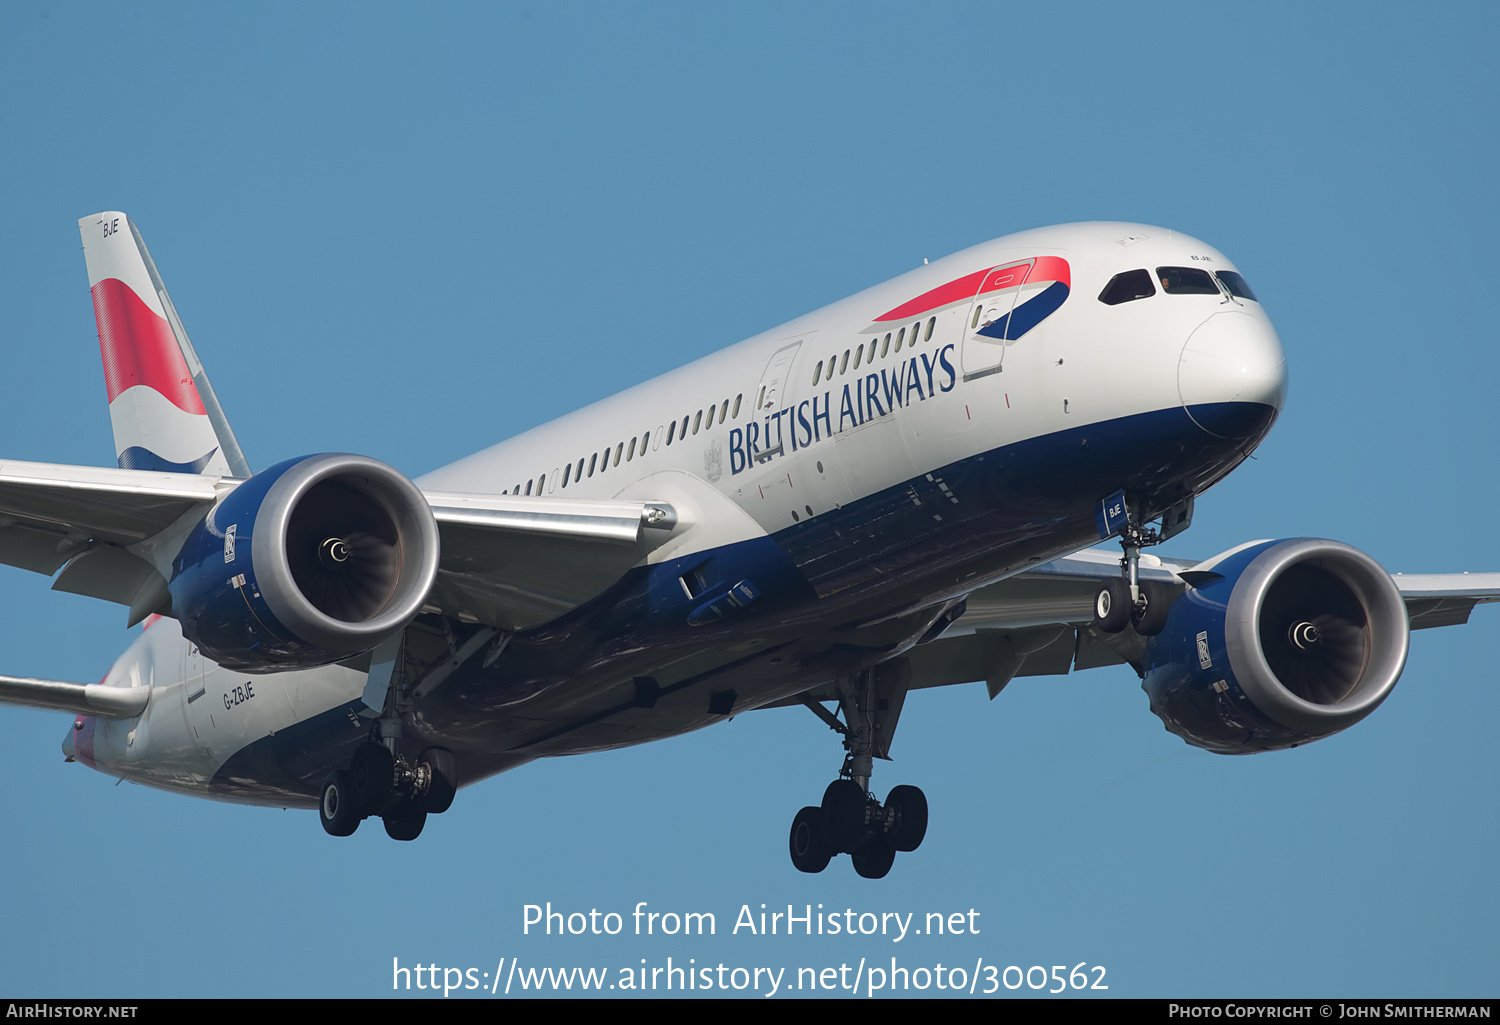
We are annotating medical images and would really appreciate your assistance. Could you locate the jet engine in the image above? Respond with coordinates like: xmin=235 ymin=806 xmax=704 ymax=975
xmin=168 ymin=453 xmax=440 ymax=672
xmin=1142 ymin=538 xmax=1409 ymax=754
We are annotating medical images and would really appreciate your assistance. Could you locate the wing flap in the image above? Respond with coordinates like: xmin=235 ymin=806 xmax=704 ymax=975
xmin=423 ymin=491 xmax=679 ymax=630
xmin=1393 ymin=572 xmax=1500 ymax=631
xmin=0 ymin=459 xmax=221 ymax=549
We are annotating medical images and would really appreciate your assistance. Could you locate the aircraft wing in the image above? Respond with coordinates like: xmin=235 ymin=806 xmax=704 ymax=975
xmin=0 ymin=458 xmax=224 ymax=574
xmin=0 ymin=459 xmax=676 ymax=631
xmin=783 ymin=546 xmax=1500 ymax=706
xmin=420 ymin=490 xmax=676 ymax=630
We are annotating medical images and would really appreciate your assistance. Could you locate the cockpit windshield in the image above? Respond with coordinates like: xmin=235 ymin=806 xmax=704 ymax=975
xmin=1215 ymin=270 xmax=1257 ymax=301
xmin=1156 ymin=267 xmax=1219 ymax=295
xmin=1098 ymin=269 xmax=1156 ymax=306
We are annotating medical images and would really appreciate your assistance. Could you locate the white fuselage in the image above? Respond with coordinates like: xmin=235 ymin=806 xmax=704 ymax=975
xmin=69 ymin=222 xmax=1286 ymax=805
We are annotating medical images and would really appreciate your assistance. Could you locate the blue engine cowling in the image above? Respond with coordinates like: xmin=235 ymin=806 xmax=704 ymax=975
xmin=168 ymin=453 xmax=441 ymax=672
xmin=1142 ymin=538 xmax=1409 ymax=754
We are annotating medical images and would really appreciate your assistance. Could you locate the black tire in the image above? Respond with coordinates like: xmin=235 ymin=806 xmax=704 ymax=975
xmin=1131 ymin=579 xmax=1174 ymax=637
xmin=350 ymin=741 xmax=395 ymax=817
xmin=1094 ymin=578 xmax=1132 ymax=633
xmin=789 ymin=806 xmax=832 ymax=873
xmin=885 ymin=785 xmax=928 ymax=853
xmin=851 ymin=837 xmax=896 ymax=879
xmin=383 ymin=802 xmax=427 ymax=841
xmin=319 ymin=770 xmax=360 ymax=837
xmin=417 ymin=747 xmax=457 ymax=814
xmin=821 ymin=779 xmax=868 ymax=854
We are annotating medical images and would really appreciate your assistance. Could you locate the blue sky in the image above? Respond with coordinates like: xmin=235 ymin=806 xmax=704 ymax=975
xmin=0 ymin=1 xmax=1496 ymax=999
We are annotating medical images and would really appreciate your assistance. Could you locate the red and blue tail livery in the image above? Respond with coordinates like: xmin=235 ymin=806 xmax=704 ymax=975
xmin=80 ymin=213 xmax=237 ymax=476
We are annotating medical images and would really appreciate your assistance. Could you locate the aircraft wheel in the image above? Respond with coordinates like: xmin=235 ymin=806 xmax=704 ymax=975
xmin=417 ymin=748 xmax=457 ymax=814
xmin=319 ymin=770 xmax=360 ymax=837
xmin=851 ymin=837 xmax=896 ymax=879
xmin=350 ymin=741 xmax=395 ymax=816
xmin=789 ymin=806 xmax=832 ymax=873
xmin=1131 ymin=580 xmax=1172 ymax=637
xmin=383 ymin=802 xmax=427 ymax=841
xmin=1094 ymin=578 xmax=1132 ymax=633
xmin=821 ymin=779 xmax=867 ymax=854
xmin=885 ymin=785 xmax=928 ymax=853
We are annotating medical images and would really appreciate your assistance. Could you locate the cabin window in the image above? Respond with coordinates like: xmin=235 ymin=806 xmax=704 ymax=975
xmin=839 ymin=349 xmax=849 ymax=374
xmin=925 ymin=317 xmax=935 ymax=341
xmin=627 ymin=438 xmax=637 ymax=461
xmin=613 ymin=442 xmax=623 ymax=466
xmin=1215 ymin=270 xmax=1258 ymax=301
xmin=881 ymin=333 xmax=891 ymax=358
xmin=644 ymin=429 xmax=652 ymax=452
xmin=563 ymin=463 xmax=571 ymax=487
xmin=693 ymin=410 xmax=702 ymax=434
xmin=1156 ymin=266 xmax=1219 ymax=295
xmin=896 ymin=327 xmax=905 ymax=350
xmin=732 ymin=394 xmax=742 ymax=418
xmin=667 ymin=420 xmax=677 ymax=444
xmin=868 ymin=339 xmax=877 ymax=362
xmin=971 ymin=305 xmax=982 ymax=328
xmin=720 ymin=399 xmax=730 ymax=423
xmin=588 ymin=453 xmax=597 ymax=477
xmin=539 ymin=473 xmax=548 ymax=492
xmin=813 ymin=360 xmax=824 ymax=384
xmin=853 ymin=346 xmax=863 ymax=370
xmin=526 ymin=479 xmax=534 ymax=495
xmin=1099 ymin=269 xmax=1156 ymax=305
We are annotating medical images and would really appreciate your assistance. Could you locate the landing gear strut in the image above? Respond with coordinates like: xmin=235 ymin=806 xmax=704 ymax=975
xmin=318 ymin=629 xmax=472 ymax=841
xmin=788 ymin=669 xmax=926 ymax=879
xmin=1094 ymin=503 xmax=1177 ymax=638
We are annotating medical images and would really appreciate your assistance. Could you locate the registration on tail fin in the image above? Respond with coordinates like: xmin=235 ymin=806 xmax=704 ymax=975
xmin=80 ymin=212 xmax=250 ymax=477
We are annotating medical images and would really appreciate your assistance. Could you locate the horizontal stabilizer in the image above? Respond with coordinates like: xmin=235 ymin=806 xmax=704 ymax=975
xmin=0 ymin=675 xmax=150 ymax=719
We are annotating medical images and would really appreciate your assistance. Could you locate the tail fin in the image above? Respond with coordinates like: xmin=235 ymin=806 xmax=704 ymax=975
xmin=79 ymin=212 xmax=251 ymax=477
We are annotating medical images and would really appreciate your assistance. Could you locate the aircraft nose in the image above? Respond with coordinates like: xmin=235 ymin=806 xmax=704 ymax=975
xmin=1177 ymin=310 xmax=1287 ymax=439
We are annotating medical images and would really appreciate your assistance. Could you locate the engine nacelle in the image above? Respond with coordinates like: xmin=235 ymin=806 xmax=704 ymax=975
xmin=1142 ymin=538 xmax=1409 ymax=754
xmin=169 ymin=453 xmax=440 ymax=672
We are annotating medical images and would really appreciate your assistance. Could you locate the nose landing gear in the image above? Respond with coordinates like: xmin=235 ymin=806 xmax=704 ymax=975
xmin=1093 ymin=495 xmax=1190 ymax=638
xmin=788 ymin=669 xmax=927 ymax=879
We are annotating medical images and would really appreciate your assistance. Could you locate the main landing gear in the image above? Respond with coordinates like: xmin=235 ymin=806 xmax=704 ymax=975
xmin=319 ymin=740 xmax=457 ymax=841
xmin=789 ymin=670 xmax=927 ymax=879
xmin=319 ymin=627 xmax=477 ymax=841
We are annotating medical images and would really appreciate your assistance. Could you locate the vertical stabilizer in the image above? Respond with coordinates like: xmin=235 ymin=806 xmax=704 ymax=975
xmin=79 ymin=212 xmax=251 ymax=477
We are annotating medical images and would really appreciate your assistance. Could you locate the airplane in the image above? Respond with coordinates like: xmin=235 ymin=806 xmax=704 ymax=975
xmin=1 ymin=212 xmax=1495 ymax=879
